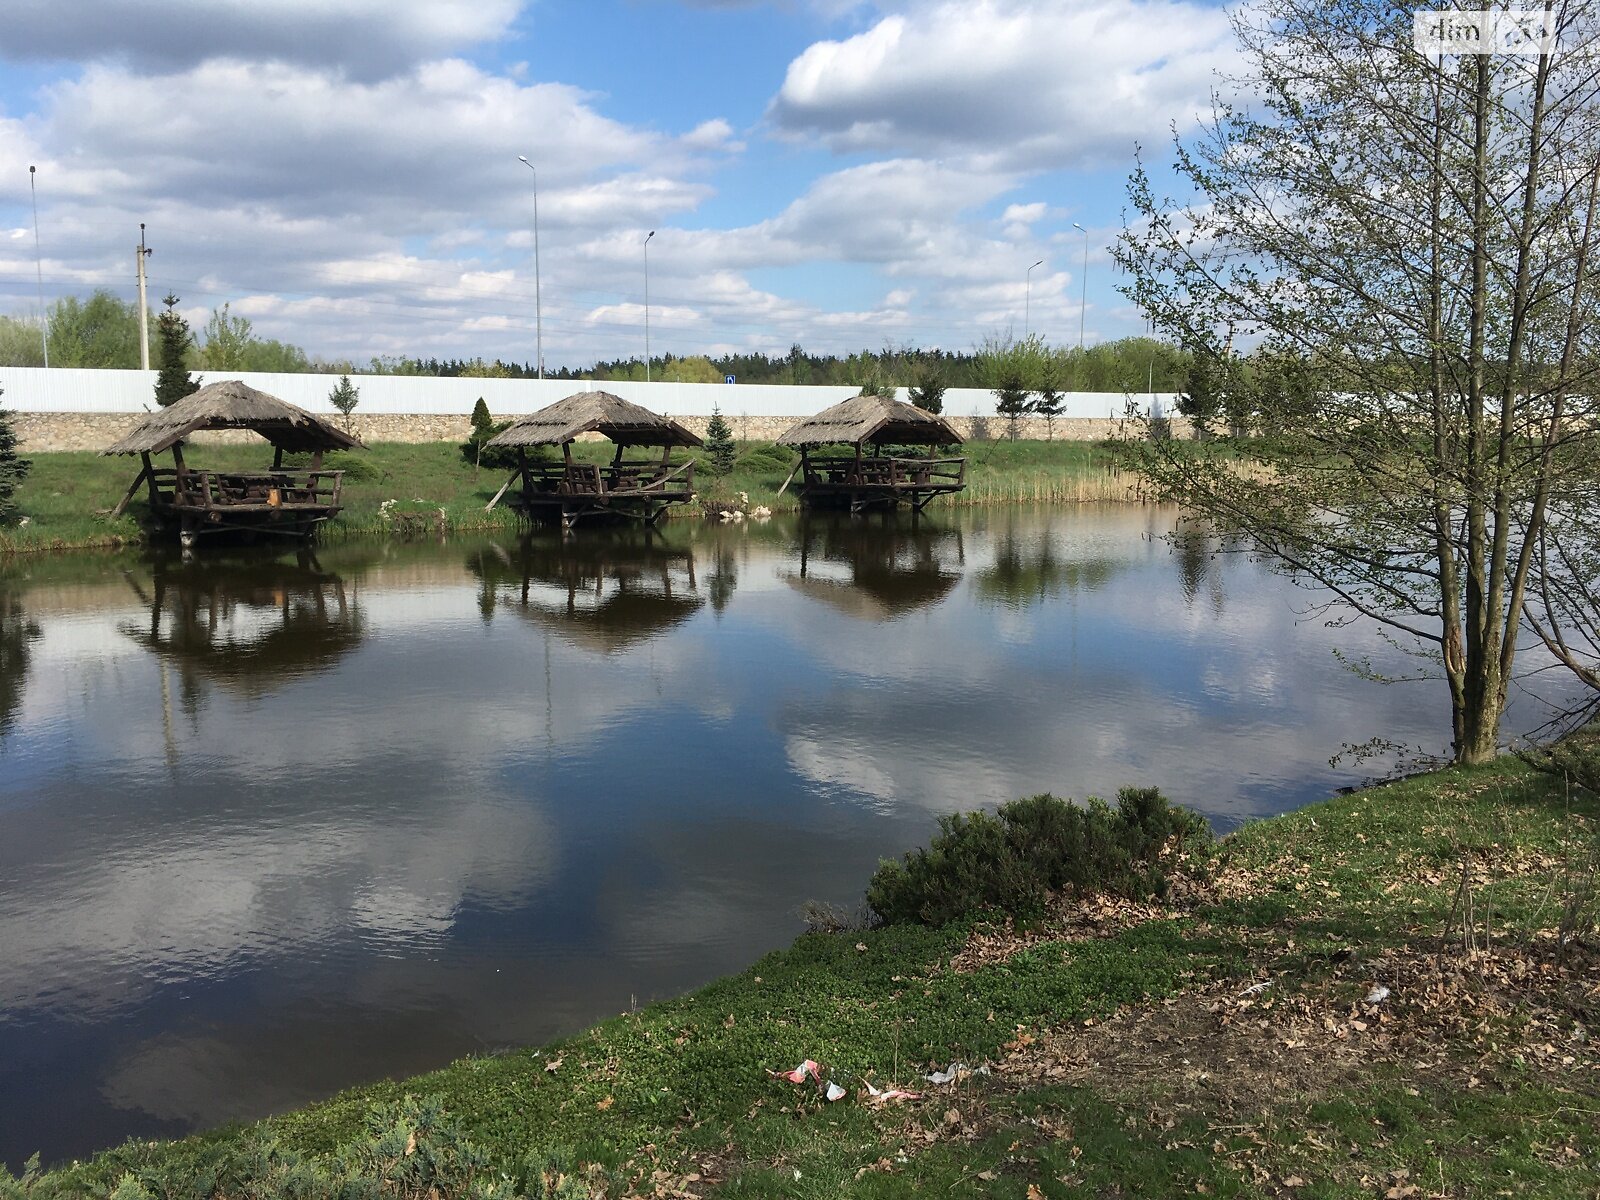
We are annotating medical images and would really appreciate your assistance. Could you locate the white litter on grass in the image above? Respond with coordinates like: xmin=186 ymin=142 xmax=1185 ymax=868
xmin=1238 ymin=980 xmax=1272 ymax=998
xmin=1365 ymin=985 xmax=1391 ymax=1004
xmin=825 ymin=1082 xmax=847 ymax=1102
xmin=924 ymin=1063 xmax=990 ymax=1085
xmin=861 ymin=1079 xmax=923 ymax=1103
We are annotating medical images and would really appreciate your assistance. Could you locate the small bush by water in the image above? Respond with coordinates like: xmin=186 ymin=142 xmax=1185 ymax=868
xmin=866 ymin=788 xmax=1212 ymax=926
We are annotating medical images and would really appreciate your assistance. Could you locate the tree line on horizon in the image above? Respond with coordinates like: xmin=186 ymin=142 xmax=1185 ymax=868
xmin=0 ymin=290 xmax=1194 ymax=395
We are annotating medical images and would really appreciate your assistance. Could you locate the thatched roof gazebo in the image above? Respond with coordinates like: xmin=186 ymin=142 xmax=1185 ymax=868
xmin=483 ymin=389 xmax=703 ymax=530
xmin=104 ymin=380 xmax=364 ymax=544
xmin=776 ymin=394 xmax=965 ymax=514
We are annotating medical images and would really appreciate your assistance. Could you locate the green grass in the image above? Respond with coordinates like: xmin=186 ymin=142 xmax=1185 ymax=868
xmin=0 ymin=439 xmax=1141 ymax=553
xmin=14 ymin=742 xmax=1600 ymax=1197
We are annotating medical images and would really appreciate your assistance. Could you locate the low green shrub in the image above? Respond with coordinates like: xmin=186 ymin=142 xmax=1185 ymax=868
xmin=735 ymin=442 xmax=795 ymax=470
xmin=866 ymin=789 xmax=1212 ymax=927
xmin=281 ymin=450 xmax=383 ymax=482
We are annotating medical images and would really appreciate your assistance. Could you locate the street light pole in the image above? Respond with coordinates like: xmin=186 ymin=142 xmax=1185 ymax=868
xmin=644 ymin=230 xmax=655 ymax=382
xmin=1072 ymin=222 xmax=1088 ymax=350
xmin=1024 ymin=260 xmax=1043 ymax=339
xmin=516 ymin=156 xmax=544 ymax=379
xmin=29 ymin=166 xmax=48 ymax=368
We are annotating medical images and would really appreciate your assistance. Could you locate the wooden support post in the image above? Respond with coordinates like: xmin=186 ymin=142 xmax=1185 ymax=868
xmin=311 ymin=451 xmax=324 ymax=471
xmin=774 ymin=456 xmax=802 ymax=499
xmin=485 ymin=469 xmax=521 ymax=512
xmin=111 ymin=461 xmax=151 ymax=519
xmin=142 ymin=452 xmax=161 ymax=509
xmin=170 ymin=444 xmax=190 ymax=508
xmin=272 ymin=445 xmax=284 ymax=471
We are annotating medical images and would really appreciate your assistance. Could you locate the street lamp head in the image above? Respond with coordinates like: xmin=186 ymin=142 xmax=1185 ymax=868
xmin=1030 ymin=259 xmax=1044 ymax=270
xmin=1072 ymin=222 xmax=1086 ymax=232
xmin=645 ymin=230 xmax=655 ymax=244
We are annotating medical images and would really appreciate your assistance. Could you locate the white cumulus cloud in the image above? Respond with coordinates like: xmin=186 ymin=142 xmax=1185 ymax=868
xmin=768 ymin=0 xmax=1237 ymax=170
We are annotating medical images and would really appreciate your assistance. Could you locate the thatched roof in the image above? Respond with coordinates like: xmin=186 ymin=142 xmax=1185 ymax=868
xmin=486 ymin=389 xmax=703 ymax=449
xmin=102 ymin=380 xmax=365 ymax=456
xmin=777 ymin=393 xmax=962 ymax=448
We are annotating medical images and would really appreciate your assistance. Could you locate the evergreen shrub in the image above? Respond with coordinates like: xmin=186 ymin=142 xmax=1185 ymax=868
xmin=0 ymin=388 xmax=30 ymax=524
xmin=704 ymin=406 xmax=736 ymax=476
xmin=461 ymin=397 xmax=519 ymax=471
xmin=866 ymin=788 xmax=1212 ymax=927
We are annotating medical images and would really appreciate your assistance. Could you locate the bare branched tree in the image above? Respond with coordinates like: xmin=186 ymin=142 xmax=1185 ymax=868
xmin=1117 ymin=1 xmax=1600 ymax=763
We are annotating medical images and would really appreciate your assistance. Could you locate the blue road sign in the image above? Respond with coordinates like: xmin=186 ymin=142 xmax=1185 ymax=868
xmin=724 ymin=374 xmax=736 ymax=384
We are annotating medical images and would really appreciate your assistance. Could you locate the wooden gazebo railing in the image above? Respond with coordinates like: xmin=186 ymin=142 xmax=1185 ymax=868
xmin=515 ymin=459 xmax=696 ymax=498
xmin=152 ymin=468 xmax=346 ymax=511
xmin=800 ymin=456 xmax=966 ymax=490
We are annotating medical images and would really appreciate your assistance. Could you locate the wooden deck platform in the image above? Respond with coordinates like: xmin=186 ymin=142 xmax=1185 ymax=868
xmin=489 ymin=453 xmax=696 ymax=531
xmin=146 ymin=465 xmax=345 ymax=543
xmin=795 ymin=454 xmax=966 ymax=514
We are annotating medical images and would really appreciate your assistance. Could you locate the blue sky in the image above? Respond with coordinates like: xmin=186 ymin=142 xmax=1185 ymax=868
xmin=0 ymin=0 xmax=1238 ymax=367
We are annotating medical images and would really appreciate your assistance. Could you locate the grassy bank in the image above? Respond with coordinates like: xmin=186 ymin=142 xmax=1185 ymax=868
xmin=13 ymin=744 xmax=1599 ymax=1198
xmin=0 ymin=439 xmax=1136 ymax=553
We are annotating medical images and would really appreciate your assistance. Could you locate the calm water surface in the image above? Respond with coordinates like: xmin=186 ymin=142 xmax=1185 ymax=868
xmin=0 ymin=506 xmax=1575 ymax=1165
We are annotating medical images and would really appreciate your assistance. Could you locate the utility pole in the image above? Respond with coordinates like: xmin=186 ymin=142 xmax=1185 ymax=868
xmin=644 ymin=230 xmax=655 ymax=383
xmin=29 ymin=166 xmax=48 ymax=367
xmin=136 ymin=224 xmax=153 ymax=372
xmin=1024 ymin=259 xmax=1043 ymax=339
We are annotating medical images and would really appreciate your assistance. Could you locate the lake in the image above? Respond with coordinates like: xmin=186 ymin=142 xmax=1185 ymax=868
xmin=0 ymin=506 xmax=1576 ymax=1166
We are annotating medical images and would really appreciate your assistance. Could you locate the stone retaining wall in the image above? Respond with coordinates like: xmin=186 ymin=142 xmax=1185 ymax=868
xmin=12 ymin=411 xmax=1192 ymax=453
